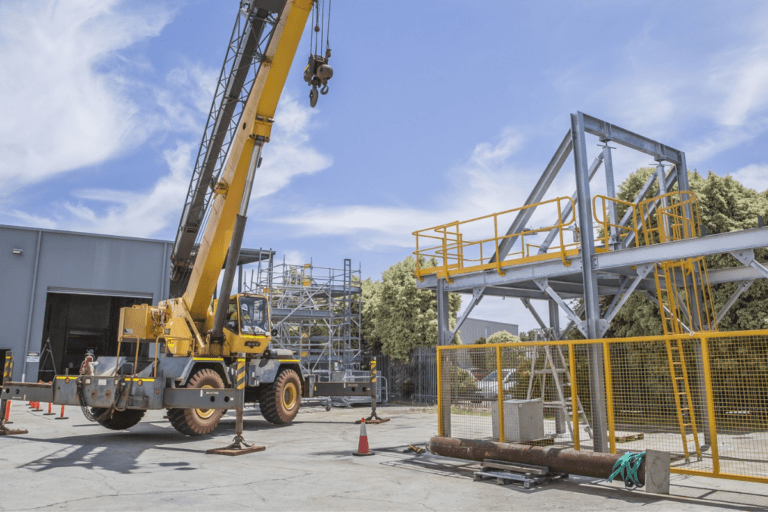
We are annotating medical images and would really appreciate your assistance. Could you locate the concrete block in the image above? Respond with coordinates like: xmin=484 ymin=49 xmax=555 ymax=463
xmin=644 ymin=449 xmax=670 ymax=494
xmin=491 ymin=399 xmax=544 ymax=442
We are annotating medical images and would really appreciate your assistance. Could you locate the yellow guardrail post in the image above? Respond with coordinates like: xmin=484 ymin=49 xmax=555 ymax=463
xmin=436 ymin=346 xmax=444 ymax=437
xmin=496 ymin=345 xmax=505 ymax=443
xmin=700 ymin=335 xmax=720 ymax=475
xmin=602 ymin=340 xmax=616 ymax=454
xmin=493 ymin=215 xmax=505 ymax=276
xmin=441 ymin=228 xmax=453 ymax=283
xmin=568 ymin=341 xmax=580 ymax=451
xmin=413 ymin=231 xmax=423 ymax=281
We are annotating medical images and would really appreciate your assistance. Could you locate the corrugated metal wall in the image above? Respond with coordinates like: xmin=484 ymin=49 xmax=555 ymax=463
xmin=0 ymin=225 xmax=172 ymax=382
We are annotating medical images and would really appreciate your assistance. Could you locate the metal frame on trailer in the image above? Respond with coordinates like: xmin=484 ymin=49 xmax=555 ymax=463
xmin=417 ymin=112 xmax=768 ymax=453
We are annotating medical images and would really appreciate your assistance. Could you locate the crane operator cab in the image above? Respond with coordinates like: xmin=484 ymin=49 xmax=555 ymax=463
xmin=221 ymin=294 xmax=276 ymax=355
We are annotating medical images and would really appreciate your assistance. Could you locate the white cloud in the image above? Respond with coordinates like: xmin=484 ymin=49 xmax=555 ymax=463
xmin=282 ymin=250 xmax=308 ymax=266
xmin=249 ymin=96 xmax=333 ymax=202
xmin=272 ymin=128 xmax=580 ymax=250
xmin=0 ymin=0 xmax=176 ymax=196
xmin=731 ymin=163 xmax=768 ymax=192
xmin=593 ymin=6 xmax=768 ymax=163
xmin=7 ymin=94 xmax=332 ymax=238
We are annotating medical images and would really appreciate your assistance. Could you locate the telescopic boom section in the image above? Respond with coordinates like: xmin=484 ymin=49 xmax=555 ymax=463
xmin=183 ymin=0 xmax=314 ymax=321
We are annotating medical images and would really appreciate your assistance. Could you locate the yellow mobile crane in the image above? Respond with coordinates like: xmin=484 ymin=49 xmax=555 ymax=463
xmin=2 ymin=0 xmax=368 ymax=436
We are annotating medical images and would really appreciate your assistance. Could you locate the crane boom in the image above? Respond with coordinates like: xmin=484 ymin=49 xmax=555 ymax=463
xmin=183 ymin=0 xmax=313 ymax=321
xmin=170 ymin=3 xmax=279 ymax=287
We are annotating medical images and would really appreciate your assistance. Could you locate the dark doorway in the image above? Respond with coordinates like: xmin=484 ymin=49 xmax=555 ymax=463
xmin=38 ymin=293 xmax=147 ymax=381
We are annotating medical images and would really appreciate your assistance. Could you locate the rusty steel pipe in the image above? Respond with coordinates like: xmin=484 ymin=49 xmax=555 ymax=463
xmin=426 ymin=437 xmax=644 ymax=484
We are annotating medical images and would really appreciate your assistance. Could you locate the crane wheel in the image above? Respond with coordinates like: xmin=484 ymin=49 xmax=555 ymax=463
xmin=91 ymin=408 xmax=146 ymax=430
xmin=259 ymin=368 xmax=301 ymax=425
xmin=167 ymin=368 xmax=226 ymax=436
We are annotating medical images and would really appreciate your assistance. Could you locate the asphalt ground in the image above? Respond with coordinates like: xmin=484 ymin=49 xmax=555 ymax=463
xmin=1 ymin=403 xmax=766 ymax=511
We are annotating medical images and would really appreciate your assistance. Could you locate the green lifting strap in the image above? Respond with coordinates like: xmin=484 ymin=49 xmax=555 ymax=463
xmin=607 ymin=451 xmax=645 ymax=489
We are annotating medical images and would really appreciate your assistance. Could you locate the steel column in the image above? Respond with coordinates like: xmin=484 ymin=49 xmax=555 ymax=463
xmin=571 ymin=112 xmax=608 ymax=452
xmin=600 ymin=142 xmax=619 ymax=249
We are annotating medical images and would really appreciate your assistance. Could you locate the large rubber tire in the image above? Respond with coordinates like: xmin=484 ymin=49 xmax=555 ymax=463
xmin=259 ymin=368 xmax=301 ymax=425
xmin=167 ymin=368 xmax=226 ymax=436
xmin=91 ymin=408 xmax=146 ymax=431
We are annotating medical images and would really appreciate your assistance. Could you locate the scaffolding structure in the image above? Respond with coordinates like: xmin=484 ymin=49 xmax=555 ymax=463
xmin=243 ymin=258 xmax=363 ymax=382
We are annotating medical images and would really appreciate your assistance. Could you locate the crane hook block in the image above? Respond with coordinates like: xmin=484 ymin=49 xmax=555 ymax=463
xmin=303 ymin=53 xmax=332 ymax=107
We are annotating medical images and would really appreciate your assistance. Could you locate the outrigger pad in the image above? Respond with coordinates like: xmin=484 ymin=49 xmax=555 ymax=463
xmin=206 ymin=435 xmax=265 ymax=456
xmin=355 ymin=417 xmax=390 ymax=425
xmin=0 ymin=425 xmax=28 ymax=436
xmin=206 ymin=445 xmax=265 ymax=456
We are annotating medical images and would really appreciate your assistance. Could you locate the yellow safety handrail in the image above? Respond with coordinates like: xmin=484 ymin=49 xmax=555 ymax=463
xmin=413 ymin=196 xmax=578 ymax=281
xmin=592 ymin=195 xmax=639 ymax=249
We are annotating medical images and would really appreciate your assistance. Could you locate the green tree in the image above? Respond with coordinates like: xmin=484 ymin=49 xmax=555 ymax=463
xmin=373 ymin=256 xmax=461 ymax=361
xmin=360 ymin=278 xmax=382 ymax=351
xmin=609 ymin=168 xmax=768 ymax=336
xmin=486 ymin=330 xmax=521 ymax=344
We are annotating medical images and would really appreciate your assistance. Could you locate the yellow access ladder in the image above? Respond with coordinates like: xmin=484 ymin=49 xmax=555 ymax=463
xmin=641 ymin=192 xmax=716 ymax=462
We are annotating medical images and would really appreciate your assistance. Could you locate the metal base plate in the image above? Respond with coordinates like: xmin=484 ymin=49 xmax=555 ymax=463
xmin=0 ymin=425 xmax=28 ymax=436
xmin=473 ymin=466 xmax=568 ymax=489
xmin=355 ymin=418 xmax=390 ymax=424
xmin=206 ymin=445 xmax=265 ymax=456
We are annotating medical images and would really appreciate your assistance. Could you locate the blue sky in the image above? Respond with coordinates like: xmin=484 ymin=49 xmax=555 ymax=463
xmin=2 ymin=0 xmax=768 ymax=330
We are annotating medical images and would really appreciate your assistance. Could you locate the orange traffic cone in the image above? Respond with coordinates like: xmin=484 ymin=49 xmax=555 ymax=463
xmin=352 ymin=418 xmax=375 ymax=456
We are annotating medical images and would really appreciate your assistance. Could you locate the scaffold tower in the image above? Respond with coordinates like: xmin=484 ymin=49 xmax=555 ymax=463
xmin=243 ymin=257 xmax=363 ymax=382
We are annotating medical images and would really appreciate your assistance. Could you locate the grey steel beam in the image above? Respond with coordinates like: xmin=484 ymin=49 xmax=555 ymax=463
xmin=643 ymin=291 xmax=692 ymax=334
xmin=597 ymin=228 xmax=768 ymax=273
xmin=493 ymin=132 xmax=573 ymax=262
xmin=600 ymin=264 xmax=653 ymax=336
xmin=538 ymin=153 xmax=604 ymax=254
xmin=437 ymin=278 xmax=450 ymax=346
xmin=621 ymin=168 xmax=677 ymax=250
xmin=708 ymin=263 xmax=768 ymax=284
xmin=716 ymin=280 xmax=755 ymax=325
xmin=534 ymin=279 xmax=586 ymax=337
xmin=582 ymin=113 xmax=683 ymax=165
xmin=731 ymin=249 xmax=768 ymax=279
xmin=521 ymin=298 xmax=548 ymax=332
xmin=418 ymin=227 xmax=768 ymax=294
xmin=572 ymin=112 xmax=608 ymax=453
xmin=600 ymin=143 xmax=619 ymax=248
xmin=447 ymin=287 xmax=485 ymax=343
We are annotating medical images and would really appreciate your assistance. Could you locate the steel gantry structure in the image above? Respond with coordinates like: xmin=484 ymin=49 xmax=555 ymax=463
xmin=415 ymin=112 xmax=768 ymax=453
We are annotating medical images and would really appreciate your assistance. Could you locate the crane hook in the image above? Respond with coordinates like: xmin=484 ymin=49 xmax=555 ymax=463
xmin=309 ymin=85 xmax=319 ymax=108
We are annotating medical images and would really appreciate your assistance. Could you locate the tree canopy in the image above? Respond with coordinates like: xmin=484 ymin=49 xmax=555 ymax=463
xmin=362 ymin=256 xmax=461 ymax=361
xmin=608 ymin=168 xmax=768 ymax=337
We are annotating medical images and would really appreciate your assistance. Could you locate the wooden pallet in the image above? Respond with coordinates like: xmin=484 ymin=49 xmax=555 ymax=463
xmin=614 ymin=432 xmax=644 ymax=443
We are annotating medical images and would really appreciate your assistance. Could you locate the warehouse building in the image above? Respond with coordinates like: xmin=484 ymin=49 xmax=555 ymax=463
xmin=0 ymin=224 xmax=270 ymax=382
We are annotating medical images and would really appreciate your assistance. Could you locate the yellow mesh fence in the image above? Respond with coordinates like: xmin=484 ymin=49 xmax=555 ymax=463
xmin=437 ymin=330 xmax=768 ymax=484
